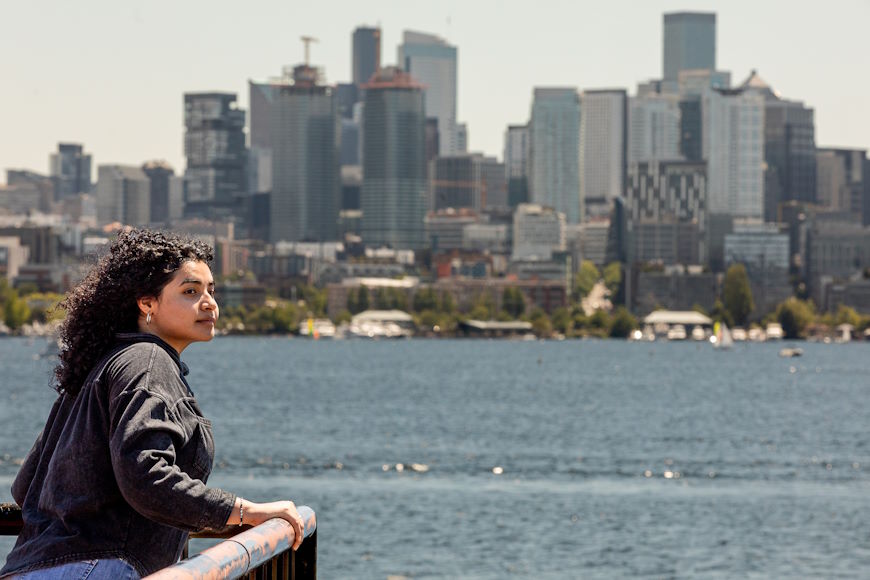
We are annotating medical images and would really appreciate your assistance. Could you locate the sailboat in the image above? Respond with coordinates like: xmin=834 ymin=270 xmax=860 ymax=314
xmin=711 ymin=321 xmax=734 ymax=350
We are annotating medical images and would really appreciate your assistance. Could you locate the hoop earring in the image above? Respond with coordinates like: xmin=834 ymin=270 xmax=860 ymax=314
xmin=146 ymin=312 xmax=152 ymax=325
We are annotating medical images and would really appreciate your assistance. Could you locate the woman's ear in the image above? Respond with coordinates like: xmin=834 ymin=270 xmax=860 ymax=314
xmin=137 ymin=296 xmax=156 ymax=318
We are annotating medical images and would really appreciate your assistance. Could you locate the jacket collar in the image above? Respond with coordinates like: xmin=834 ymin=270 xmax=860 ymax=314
xmin=115 ymin=332 xmax=190 ymax=376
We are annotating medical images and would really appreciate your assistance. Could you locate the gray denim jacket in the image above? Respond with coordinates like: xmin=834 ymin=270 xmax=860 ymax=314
xmin=1 ymin=333 xmax=236 ymax=577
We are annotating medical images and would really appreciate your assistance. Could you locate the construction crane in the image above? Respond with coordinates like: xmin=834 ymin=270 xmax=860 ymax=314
xmin=300 ymin=36 xmax=318 ymax=65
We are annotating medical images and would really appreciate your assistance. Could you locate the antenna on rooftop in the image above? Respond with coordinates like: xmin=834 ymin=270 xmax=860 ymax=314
xmin=300 ymin=36 xmax=318 ymax=65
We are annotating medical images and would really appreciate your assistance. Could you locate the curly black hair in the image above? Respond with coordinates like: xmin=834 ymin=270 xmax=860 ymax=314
xmin=55 ymin=228 xmax=213 ymax=397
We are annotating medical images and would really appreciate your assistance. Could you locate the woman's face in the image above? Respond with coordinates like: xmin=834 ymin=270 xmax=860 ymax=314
xmin=138 ymin=260 xmax=218 ymax=353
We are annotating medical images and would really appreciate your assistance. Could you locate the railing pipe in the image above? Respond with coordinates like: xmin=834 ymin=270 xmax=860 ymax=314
xmin=145 ymin=505 xmax=316 ymax=580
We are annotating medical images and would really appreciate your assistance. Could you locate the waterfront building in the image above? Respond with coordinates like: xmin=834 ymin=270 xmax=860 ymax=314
xmin=183 ymin=93 xmax=247 ymax=219
xmin=504 ymin=124 xmax=530 ymax=207
xmin=663 ymin=12 xmax=716 ymax=83
xmin=702 ymin=87 xmax=765 ymax=219
xmin=512 ymin=203 xmax=566 ymax=261
xmin=625 ymin=161 xmax=707 ymax=265
xmin=353 ymin=26 xmax=381 ymax=86
xmin=49 ymin=143 xmax=91 ymax=200
xmin=141 ymin=161 xmax=174 ymax=225
xmin=740 ymin=71 xmax=817 ymax=221
xmin=815 ymin=148 xmax=869 ymax=225
xmin=95 ymin=164 xmax=150 ymax=226
xmin=270 ymin=64 xmax=341 ymax=243
xmin=0 ymin=236 xmax=29 ymax=281
xmin=463 ymin=223 xmax=510 ymax=254
xmin=580 ymin=89 xmax=628 ymax=217
xmin=529 ymin=88 xmax=581 ymax=224
xmin=806 ymin=214 xmax=870 ymax=303
xmin=398 ymin=31 xmax=460 ymax=155
xmin=430 ymin=154 xmax=506 ymax=212
xmin=361 ymin=67 xmax=427 ymax=250
xmin=424 ymin=208 xmax=479 ymax=252
xmin=724 ymin=220 xmax=792 ymax=315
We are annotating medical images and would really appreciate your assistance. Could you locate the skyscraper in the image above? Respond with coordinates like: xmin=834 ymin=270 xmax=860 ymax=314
xmin=504 ymin=125 xmax=530 ymax=207
xmin=398 ymin=31 xmax=460 ymax=155
xmin=361 ymin=67 xmax=427 ymax=249
xmin=183 ymin=93 xmax=247 ymax=218
xmin=702 ymin=87 xmax=765 ymax=219
xmin=529 ymin=88 xmax=581 ymax=224
xmin=352 ymin=26 xmax=381 ymax=86
xmin=628 ymin=93 xmax=682 ymax=164
xmin=580 ymin=89 xmax=628 ymax=216
xmin=663 ymin=12 xmax=716 ymax=83
xmin=49 ymin=143 xmax=92 ymax=200
xmin=142 ymin=161 xmax=174 ymax=224
xmin=270 ymin=65 xmax=341 ymax=243
xmin=430 ymin=154 xmax=505 ymax=212
xmin=95 ymin=165 xmax=150 ymax=226
xmin=740 ymin=71 xmax=817 ymax=221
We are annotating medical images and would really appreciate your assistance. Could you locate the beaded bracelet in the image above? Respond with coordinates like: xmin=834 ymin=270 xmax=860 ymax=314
xmin=239 ymin=500 xmax=244 ymax=526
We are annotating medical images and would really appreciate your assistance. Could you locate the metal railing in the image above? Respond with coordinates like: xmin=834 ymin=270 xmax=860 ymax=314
xmin=0 ymin=502 xmax=316 ymax=580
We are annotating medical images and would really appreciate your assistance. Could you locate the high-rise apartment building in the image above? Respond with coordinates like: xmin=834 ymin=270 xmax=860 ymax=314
xmin=816 ymin=148 xmax=869 ymax=225
xmin=353 ymin=26 xmax=381 ymax=86
xmin=398 ymin=31 xmax=460 ymax=155
xmin=504 ymin=125 xmax=530 ymax=207
xmin=677 ymin=70 xmax=731 ymax=162
xmin=270 ymin=65 xmax=341 ymax=243
xmin=142 ymin=161 xmax=174 ymax=224
xmin=628 ymin=93 xmax=682 ymax=164
xmin=49 ymin=143 xmax=92 ymax=200
xmin=663 ymin=12 xmax=716 ymax=83
xmin=740 ymin=71 xmax=817 ymax=222
xmin=361 ymin=67 xmax=428 ymax=249
xmin=625 ymin=161 xmax=707 ymax=265
xmin=183 ymin=93 xmax=247 ymax=218
xmin=430 ymin=154 xmax=506 ymax=212
xmin=529 ymin=88 xmax=581 ymax=224
xmin=512 ymin=203 xmax=567 ymax=261
xmin=702 ymin=87 xmax=765 ymax=219
xmin=580 ymin=89 xmax=628 ymax=215
xmin=95 ymin=165 xmax=150 ymax=226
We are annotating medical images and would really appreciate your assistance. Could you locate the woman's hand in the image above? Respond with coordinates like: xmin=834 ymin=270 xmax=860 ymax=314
xmin=228 ymin=498 xmax=306 ymax=550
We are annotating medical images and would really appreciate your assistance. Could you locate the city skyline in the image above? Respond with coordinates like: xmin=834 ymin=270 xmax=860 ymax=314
xmin=2 ymin=0 xmax=868 ymax=178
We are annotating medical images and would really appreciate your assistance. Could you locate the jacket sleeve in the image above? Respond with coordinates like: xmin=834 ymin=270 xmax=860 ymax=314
xmin=11 ymin=431 xmax=43 ymax=507
xmin=107 ymin=368 xmax=235 ymax=532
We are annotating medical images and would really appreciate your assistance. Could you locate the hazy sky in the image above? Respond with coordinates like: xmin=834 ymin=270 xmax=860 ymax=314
xmin=2 ymin=0 xmax=868 ymax=181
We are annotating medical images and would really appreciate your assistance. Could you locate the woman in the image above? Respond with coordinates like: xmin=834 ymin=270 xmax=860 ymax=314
xmin=1 ymin=229 xmax=305 ymax=579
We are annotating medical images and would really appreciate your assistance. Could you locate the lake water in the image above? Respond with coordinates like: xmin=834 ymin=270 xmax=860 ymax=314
xmin=2 ymin=337 xmax=869 ymax=578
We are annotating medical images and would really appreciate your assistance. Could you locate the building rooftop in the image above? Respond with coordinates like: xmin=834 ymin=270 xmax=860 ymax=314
xmin=643 ymin=310 xmax=713 ymax=326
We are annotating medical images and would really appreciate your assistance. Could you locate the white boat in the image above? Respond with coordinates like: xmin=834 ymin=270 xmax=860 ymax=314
xmin=666 ymin=324 xmax=687 ymax=341
xmin=731 ymin=327 xmax=747 ymax=341
xmin=711 ymin=321 xmax=733 ymax=350
xmin=766 ymin=323 xmax=784 ymax=340
xmin=691 ymin=326 xmax=707 ymax=341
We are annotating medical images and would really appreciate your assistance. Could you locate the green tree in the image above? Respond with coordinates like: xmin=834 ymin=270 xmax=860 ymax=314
xmin=502 ymin=287 xmax=526 ymax=318
xmin=413 ymin=287 xmax=438 ymax=312
xmin=609 ymin=307 xmax=637 ymax=338
xmin=529 ymin=308 xmax=552 ymax=337
xmin=550 ymin=307 xmax=572 ymax=335
xmin=469 ymin=292 xmax=495 ymax=319
xmin=834 ymin=304 xmax=861 ymax=328
xmin=574 ymin=261 xmax=600 ymax=301
xmin=440 ymin=292 xmax=456 ymax=314
xmin=3 ymin=293 xmax=30 ymax=331
xmin=603 ymin=262 xmax=622 ymax=297
xmin=723 ymin=264 xmax=754 ymax=326
xmin=348 ymin=285 xmax=369 ymax=314
xmin=710 ymin=299 xmax=734 ymax=328
xmin=272 ymin=302 xmax=299 ymax=333
xmin=588 ymin=309 xmax=610 ymax=335
xmin=775 ymin=298 xmax=815 ymax=339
